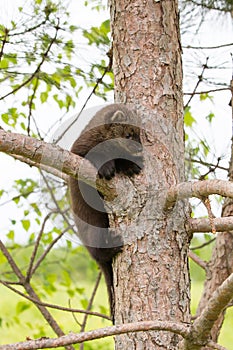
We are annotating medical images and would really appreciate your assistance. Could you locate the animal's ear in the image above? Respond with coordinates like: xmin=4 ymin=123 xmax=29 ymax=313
xmin=110 ymin=110 xmax=127 ymax=123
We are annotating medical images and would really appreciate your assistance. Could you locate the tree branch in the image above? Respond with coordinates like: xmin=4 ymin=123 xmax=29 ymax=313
xmin=0 ymin=128 xmax=116 ymax=200
xmin=80 ymin=272 xmax=102 ymax=350
xmin=164 ymin=180 xmax=233 ymax=210
xmin=0 ymin=320 xmax=191 ymax=349
xmin=0 ymin=280 xmax=111 ymax=320
xmin=189 ymin=217 xmax=233 ymax=233
xmin=188 ymin=250 xmax=208 ymax=271
xmin=0 ymin=241 xmax=74 ymax=350
xmin=0 ymin=20 xmax=59 ymax=101
xmin=184 ymin=57 xmax=209 ymax=109
xmin=184 ymin=273 xmax=233 ymax=348
xmin=10 ymin=154 xmax=69 ymax=181
xmin=183 ymin=42 xmax=233 ymax=50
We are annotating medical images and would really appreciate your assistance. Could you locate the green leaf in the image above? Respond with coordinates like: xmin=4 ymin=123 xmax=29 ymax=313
xmin=0 ymin=59 xmax=9 ymax=69
xmin=31 ymin=203 xmax=42 ymax=216
xmin=69 ymin=25 xmax=78 ymax=33
xmin=100 ymin=20 xmax=110 ymax=35
xmin=61 ymin=270 xmax=72 ymax=287
xmin=184 ymin=106 xmax=196 ymax=127
xmin=67 ymin=288 xmax=75 ymax=297
xmin=6 ymin=53 xmax=17 ymax=65
xmin=1 ymin=108 xmax=19 ymax=127
xmin=40 ymin=91 xmax=48 ymax=103
xmin=29 ymin=233 xmax=35 ymax=243
xmin=64 ymin=40 xmax=74 ymax=60
xmin=76 ymin=287 xmax=85 ymax=295
xmin=53 ymin=94 xmax=64 ymax=109
xmin=83 ymin=20 xmax=110 ymax=47
xmin=21 ymin=219 xmax=30 ymax=231
xmin=200 ymin=140 xmax=210 ymax=157
xmin=20 ymin=122 xmax=26 ymax=131
xmin=200 ymin=93 xmax=213 ymax=101
xmin=13 ymin=196 xmax=20 ymax=204
xmin=7 ymin=230 xmax=15 ymax=240
xmin=16 ymin=301 xmax=31 ymax=314
xmin=80 ymin=298 xmax=88 ymax=309
xmin=206 ymin=112 xmax=215 ymax=123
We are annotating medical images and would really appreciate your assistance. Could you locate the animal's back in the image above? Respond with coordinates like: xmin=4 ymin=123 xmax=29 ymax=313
xmin=69 ymin=104 xmax=143 ymax=320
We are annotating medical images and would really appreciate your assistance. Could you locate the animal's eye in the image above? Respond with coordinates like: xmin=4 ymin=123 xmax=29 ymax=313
xmin=125 ymin=133 xmax=133 ymax=139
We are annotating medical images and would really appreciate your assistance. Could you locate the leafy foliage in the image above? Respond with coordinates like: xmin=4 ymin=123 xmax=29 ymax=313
xmin=0 ymin=1 xmax=114 ymax=347
xmin=0 ymin=0 xmax=232 ymax=348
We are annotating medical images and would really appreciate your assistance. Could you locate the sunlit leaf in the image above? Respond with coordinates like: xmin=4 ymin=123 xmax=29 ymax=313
xmin=21 ymin=219 xmax=30 ymax=231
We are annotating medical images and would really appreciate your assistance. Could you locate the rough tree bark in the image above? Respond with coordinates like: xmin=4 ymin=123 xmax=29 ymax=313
xmin=109 ymin=0 xmax=191 ymax=348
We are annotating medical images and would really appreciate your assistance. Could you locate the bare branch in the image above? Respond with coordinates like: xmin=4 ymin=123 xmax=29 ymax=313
xmin=27 ymin=77 xmax=39 ymax=135
xmin=0 ymin=128 xmax=115 ymax=200
xmin=0 ymin=241 xmax=74 ymax=350
xmin=80 ymin=272 xmax=102 ymax=330
xmin=54 ymin=45 xmax=113 ymax=144
xmin=202 ymin=197 xmax=216 ymax=234
xmin=0 ymin=20 xmax=60 ymax=101
xmin=10 ymin=154 xmax=69 ymax=181
xmin=185 ymin=157 xmax=228 ymax=172
xmin=0 ymin=27 xmax=9 ymax=61
xmin=190 ymin=237 xmax=216 ymax=250
xmin=184 ymin=57 xmax=209 ymax=109
xmin=207 ymin=341 xmax=228 ymax=350
xmin=183 ymin=42 xmax=233 ymax=50
xmin=26 ymin=211 xmax=61 ymax=280
xmin=164 ymin=180 xmax=233 ymax=210
xmin=185 ymin=273 xmax=233 ymax=348
xmin=188 ymin=250 xmax=208 ymax=271
xmin=0 ymin=280 xmax=111 ymax=320
xmin=0 ymin=240 xmax=24 ymax=282
xmin=189 ymin=217 xmax=233 ymax=233
xmin=184 ymin=87 xmax=230 ymax=95
xmin=30 ymin=226 xmax=72 ymax=275
xmin=80 ymin=272 xmax=102 ymax=350
xmin=0 ymin=320 xmax=191 ymax=349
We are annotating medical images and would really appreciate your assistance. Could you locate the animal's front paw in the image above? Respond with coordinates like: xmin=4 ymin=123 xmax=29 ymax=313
xmin=98 ymin=160 xmax=116 ymax=180
xmin=116 ymin=157 xmax=143 ymax=176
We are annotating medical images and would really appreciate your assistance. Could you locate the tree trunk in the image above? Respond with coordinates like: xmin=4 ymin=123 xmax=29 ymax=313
xmin=109 ymin=0 xmax=191 ymax=348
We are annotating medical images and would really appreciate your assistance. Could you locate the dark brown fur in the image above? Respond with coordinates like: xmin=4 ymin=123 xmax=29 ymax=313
xmin=69 ymin=104 xmax=143 ymax=321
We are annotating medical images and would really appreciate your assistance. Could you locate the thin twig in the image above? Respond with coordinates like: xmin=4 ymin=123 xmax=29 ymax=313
xmin=6 ymin=18 xmax=48 ymax=38
xmin=0 ymin=279 xmax=111 ymax=320
xmin=10 ymin=153 xmax=69 ymax=181
xmin=80 ymin=272 xmax=102 ymax=350
xmin=190 ymin=237 xmax=216 ymax=250
xmin=184 ymin=88 xmax=230 ymax=96
xmin=0 ymin=320 xmax=191 ymax=349
xmin=26 ymin=211 xmax=59 ymax=281
xmin=27 ymin=77 xmax=39 ymax=136
xmin=0 ymin=20 xmax=60 ymax=101
xmin=186 ymin=157 xmax=228 ymax=172
xmin=184 ymin=57 xmax=209 ymax=109
xmin=186 ymin=273 xmax=233 ymax=347
xmin=183 ymin=42 xmax=233 ymax=50
xmin=31 ymin=226 xmax=72 ymax=275
xmin=188 ymin=250 xmax=208 ymax=271
xmin=54 ymin=45 xmax=113 ymax=144
xmin=201 ymin=197 xmax=216 ymax=234
xmin=0 ymin=27 xmax=9 ymax=61
xmin=0 ymin=241 xmax=75 ymax=349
